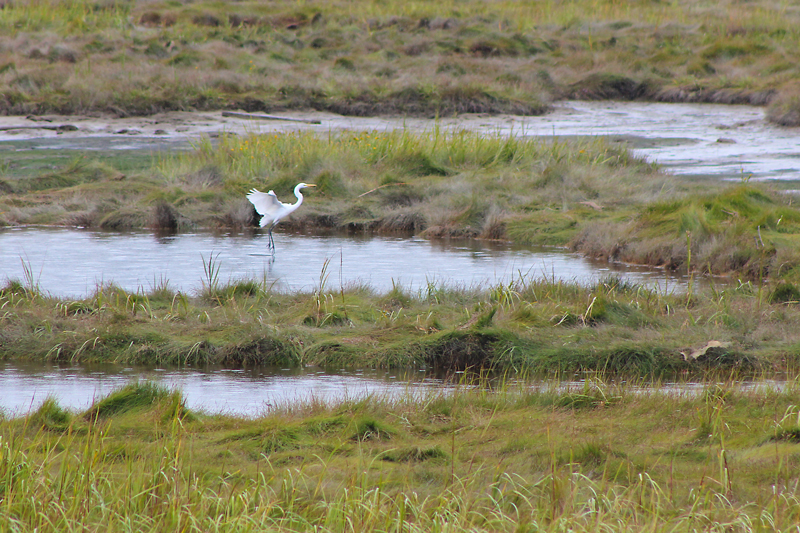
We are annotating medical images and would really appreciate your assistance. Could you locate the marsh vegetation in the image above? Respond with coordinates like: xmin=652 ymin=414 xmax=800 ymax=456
xmin=3 ymin=258 xmax=800 ymax=375
xmin=3 ymin=2 xmax=800 ymax=526
xmin=3 ymin=380 xmax=800 ymax=531
xmin=3 ymin=124 xmax=800 ymax=377
xmin=5 ymin=3 xmax=800 ymax=531
xmin=1 ymin=0 xmax=800 ymax=123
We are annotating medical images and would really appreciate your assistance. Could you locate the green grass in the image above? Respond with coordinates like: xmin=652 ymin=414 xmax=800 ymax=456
xmin=4 ymin=131 xmax=661 ymax=235
xmin=3 ymin=380 xmax=800 ymax=531
xmin=575 ymin=185 xmax=800 ymax=277
xmin=0 ymin=0 xmax=799 ymax=120
xmin=84 ymin=381 xmax=187 ymax=420
xmin=3 ymin=264 xmax=800 ymax=376
xmin=28 ymin=397 xmax=72 ymax=432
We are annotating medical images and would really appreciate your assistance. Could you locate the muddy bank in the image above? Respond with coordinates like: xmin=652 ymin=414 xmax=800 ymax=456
xmin=565 ymin=73 xmax=797 ymax=128
xmin=567 ymin=74 xmax=777 ymax=108
xmin=0 ymin=80 xmax=785 ymax=124
xmin=0 ymin=88 xmax=549 ymax=121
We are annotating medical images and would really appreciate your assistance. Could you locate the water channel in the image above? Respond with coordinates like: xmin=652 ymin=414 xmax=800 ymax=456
xmin=0 ymin=227 xmax=687 ymax=298
xmin=0 ymin=360 xmax=448 ymax=416
xmin=1 ymin=360 xmax=792 ymax=417
xmin=2 ymin=101 xmax=799 ymax=414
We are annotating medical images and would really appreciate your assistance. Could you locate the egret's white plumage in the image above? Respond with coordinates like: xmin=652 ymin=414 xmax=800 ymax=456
xmin=246 ymin=189 xmax=284 ymax=228
xmin=246 ymin=182 xmax=315 ymax=253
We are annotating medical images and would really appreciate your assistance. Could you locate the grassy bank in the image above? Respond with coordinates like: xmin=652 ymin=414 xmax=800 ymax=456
xmin=2 ymin=381 xmax=800 ymax=531
xmin=0 ymin=131 xmax=662 ymax=238
xmin=4 ymin=129 xmax=800 ymax=280
xmin=4 ymin=263 xmax=800 ymax=375
xmin=0 ymin=0 xmax=799 ymax=123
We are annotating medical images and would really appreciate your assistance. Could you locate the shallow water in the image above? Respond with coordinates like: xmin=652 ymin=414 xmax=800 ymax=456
xmin=529 ymin=102 xmax=800 ymax=182
xmin=1 ymin=101 xmax=798 ymax=182
xmin=1 ymin=360 xmax=791 ymax=417
xmin=0 ymin=360 xmax=445 ymax=416
xmin=0 ymin=226 xmax=688 ymax=297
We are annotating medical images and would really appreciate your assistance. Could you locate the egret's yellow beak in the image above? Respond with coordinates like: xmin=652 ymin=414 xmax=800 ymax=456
xmin=306 ymin=184 xmax=317 ymax=187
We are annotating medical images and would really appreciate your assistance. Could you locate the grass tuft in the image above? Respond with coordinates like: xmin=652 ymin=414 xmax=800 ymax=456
xmin=30 ymin=397 xmax=72 ymax=431
xmin=382 ymin=445 xmax=448 ymax=462
xmin=770 ymin=426 xmax=800 ymax=443
xmin=351 ymin=417 xmax=396 ymax=441
xmin=768 ymin=282 xmax=800 ymax=304
xmin=84 ymin=382 xmax=186 ymax=420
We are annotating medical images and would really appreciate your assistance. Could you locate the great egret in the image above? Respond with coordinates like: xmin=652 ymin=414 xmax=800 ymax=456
xmin=246 ymin=182 xmax=316 ymax=253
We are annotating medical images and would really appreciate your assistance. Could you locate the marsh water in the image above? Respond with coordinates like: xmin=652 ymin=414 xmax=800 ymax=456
xmin=0 ymin=360 xmax=451 ymax=416
xmin=2 ymin=101 xmax=799 ymax=414
xmin=1 ymin=360 xmax=792 ymax=417
xmin=0 ymin=226 xmax=690 ymax=298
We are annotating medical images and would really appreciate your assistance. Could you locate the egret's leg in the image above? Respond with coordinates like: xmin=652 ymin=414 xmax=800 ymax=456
xmin=267 ymin=225 xmax=276 ymax=254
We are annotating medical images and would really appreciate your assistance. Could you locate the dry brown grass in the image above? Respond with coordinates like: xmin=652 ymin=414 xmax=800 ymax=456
xmin=767 ymin=87 xmax=800 ymax=127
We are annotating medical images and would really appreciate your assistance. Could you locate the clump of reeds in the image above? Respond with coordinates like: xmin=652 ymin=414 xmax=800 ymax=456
xmin=29 ymin=396 xmax=72 ymax=431
xmin=151 ymin=201 xmax=179 ymax=231
xmin=572 ymin=184 xmax=800 ymax=279
xmin=84 ymin=381 xmax=185 ymax=420
xmin=170 ymin=129 xmax=662 ymax=242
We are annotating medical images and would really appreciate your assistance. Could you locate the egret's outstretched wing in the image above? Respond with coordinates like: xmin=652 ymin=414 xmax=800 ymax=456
xmin=247 ymin=189 xmax=285 ymax=227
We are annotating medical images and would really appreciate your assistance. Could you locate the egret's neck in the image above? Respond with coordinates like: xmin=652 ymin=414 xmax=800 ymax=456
xmin=293 ymin=185 xmax=305 ymax=207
